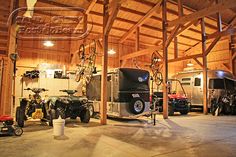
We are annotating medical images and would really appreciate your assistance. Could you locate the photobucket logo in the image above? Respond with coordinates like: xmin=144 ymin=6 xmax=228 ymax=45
xmin=8 ymin=7 xmax=93 ymax=40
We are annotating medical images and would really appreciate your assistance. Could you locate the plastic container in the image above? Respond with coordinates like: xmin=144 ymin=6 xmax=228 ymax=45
xmin=53 ymin=116 xmax=65 ymax=137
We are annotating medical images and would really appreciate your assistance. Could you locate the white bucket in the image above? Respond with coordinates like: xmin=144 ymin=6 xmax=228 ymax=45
xmin=53 ymin=116 xmax=65 ymax=137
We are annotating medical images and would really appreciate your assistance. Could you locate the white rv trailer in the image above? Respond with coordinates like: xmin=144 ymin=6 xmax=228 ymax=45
xmin=172 ymin=70 xmax=235 ymax=108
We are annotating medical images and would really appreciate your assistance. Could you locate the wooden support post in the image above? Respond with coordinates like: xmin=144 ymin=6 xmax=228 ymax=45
xmin=162 ymin=0 xmax=168 ymax=119
xmin=135 ymin=27 xmax=140 ymax=51
xmin=174 ymin=37 xmax=178 ymax=59
xmin=216 ymin=0 xmax=222 ymax=32
xmin=177 ymin=0 xmax=183 ymax=17
xmin=230 ymin=35 xmax=236 ymax=76
xmin=201 ymin=18 xmax=208 ymax=115
xmin=100 ymin=0 xmax=109 ymax=125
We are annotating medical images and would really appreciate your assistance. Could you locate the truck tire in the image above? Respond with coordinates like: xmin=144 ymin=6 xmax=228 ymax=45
xmin=129 ymin=98 xmax=145 ymax=114
xmin=16 ymin=107 xmax=25 ymax=127
xmin=80 ymin=109 xmax=90 ymax=123
xmin=49 ymin=109 xmax=56 ymax=126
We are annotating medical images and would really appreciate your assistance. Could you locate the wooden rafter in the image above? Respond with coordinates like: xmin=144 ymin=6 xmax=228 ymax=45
xmin=167 ymin=0 xmax=236 ymax=27
xmin=232 ymin=52 xmax=236 ymax=60
xmin=119 ymin=0 xmax=162 ymax=43
xmin=222 ymin=63 xmax=231 ymax=71
xmin=206 ymin=28 xmax=236 ymax=40
xmin=204 ymin=16 xmax=236 ymax=56
xmin=120 ymin=45 xmax=162 ymax=60
xmin=86 ymin=0 xmax=97 ymax=14
xmin=168 ymin=54 xmax=202 ymax=63
xmin=193 ymin=58 xmax=203 ymax=67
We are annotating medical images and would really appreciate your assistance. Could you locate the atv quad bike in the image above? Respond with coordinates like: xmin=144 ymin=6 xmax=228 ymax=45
xmin=47 ymin=90 xmax=91 ymax=126
xmin=16 ymin=88 xmax=48 ymax=127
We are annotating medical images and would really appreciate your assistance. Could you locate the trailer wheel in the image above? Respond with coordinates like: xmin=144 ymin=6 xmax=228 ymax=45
xmin=16 ymin=107 xmax=25 ymax=127
xmin=130 ymin=98 xmax=145 ymax=114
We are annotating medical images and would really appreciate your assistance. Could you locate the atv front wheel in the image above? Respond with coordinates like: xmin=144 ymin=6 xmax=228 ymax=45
xmin=80 ymin=109 xmax=90 ymax=123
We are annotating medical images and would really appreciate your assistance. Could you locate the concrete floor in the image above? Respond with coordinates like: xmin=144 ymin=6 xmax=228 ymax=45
xmin=1 ymin=113 xmax=236 ymax=157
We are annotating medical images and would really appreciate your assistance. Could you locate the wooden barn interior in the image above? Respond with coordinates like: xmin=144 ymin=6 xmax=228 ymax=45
xmin=1 ymin=0 xmax=236 ymax=121
xmin=1 ymin=0 xmax=236 ymax=157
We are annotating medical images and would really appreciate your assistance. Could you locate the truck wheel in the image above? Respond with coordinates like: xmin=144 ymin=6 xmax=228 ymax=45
xmin=168 ymin=105 xmax=174 ymax=116
xmin=130 ymin=98 xmax=145 ymax=114
xmin=16 ymin=107 xmax=25 ymax=127
xmin=88 ymin=104 xmax=94 ymax=117
xmin=56 ymin=107 xmax=66 ymax=119
xmin=80 ymin=109 xmax=90 ymax=123
xmin=49 ymin=109 xmax=56 ymax=126
xmin=14 ymin=127 xmax=23 ymax=136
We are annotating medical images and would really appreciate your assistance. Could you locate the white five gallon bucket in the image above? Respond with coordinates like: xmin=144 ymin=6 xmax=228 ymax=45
xmin=53 ymin=116 xmax=65 ymax=137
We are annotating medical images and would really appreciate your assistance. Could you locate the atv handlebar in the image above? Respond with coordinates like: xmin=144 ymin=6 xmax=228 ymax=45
xmin=59 ymin=90 xmax=77 ymax=95
xmin=24 ymin=88 xmax=49 ymax=93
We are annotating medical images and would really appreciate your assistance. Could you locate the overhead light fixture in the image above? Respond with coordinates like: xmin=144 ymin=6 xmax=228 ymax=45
xmin=187 ymin=61 xmax=194 ymax=67
xmin=108 ymin=49 xmax=116 ymax=55
xmin=43 ymin=40 xmax=54 ymax=47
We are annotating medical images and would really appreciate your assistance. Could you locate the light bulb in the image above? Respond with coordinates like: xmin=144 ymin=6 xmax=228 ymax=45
xmin=43 ymin=41 xmax=54 ymax=47
xmin=108 ymin=49 xmax=116 ymax=55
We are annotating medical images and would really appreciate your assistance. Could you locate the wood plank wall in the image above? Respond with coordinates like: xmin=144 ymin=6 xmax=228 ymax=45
xmin=16 ymin=39 xmax=71 ymax=75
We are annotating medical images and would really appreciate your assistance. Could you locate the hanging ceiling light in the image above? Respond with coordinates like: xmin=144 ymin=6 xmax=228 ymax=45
xmin=187 ymin=61 xmax=194 ymax=67
xmin=108 ymin=49 xmax=116 ymax=55
xmin=43 ymin=40 xmax=54 ymax=47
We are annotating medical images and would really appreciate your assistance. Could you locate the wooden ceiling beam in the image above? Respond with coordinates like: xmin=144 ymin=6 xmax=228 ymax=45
xmin=89 ymin=11 xmax=201 ymax=42
xmin=193 ymin=57 xmax=203 ymax=67
xmin=85 ymin=0 xmax=97 ymax=14
xmin=232 ymin=52 xmax=236 ymax=60
xmin=120 ymin=45 xmax=162 ymax=60
xmin=119 ymin=0 xmax=162 ymax=43
xmin=168 ymin=54 xmax=202 ymax=63
xmin=204 ymin=16 xmax=236 ymax=56
xmin=37 ymin=0 xmax=85 ymax=12
xmin=167 ymin=0 xmax=236 ymax=27
xmin=206 ymin=28 xmax=236 ymax=40
xmin=134 ymin=0 xmax=218 ymax=30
